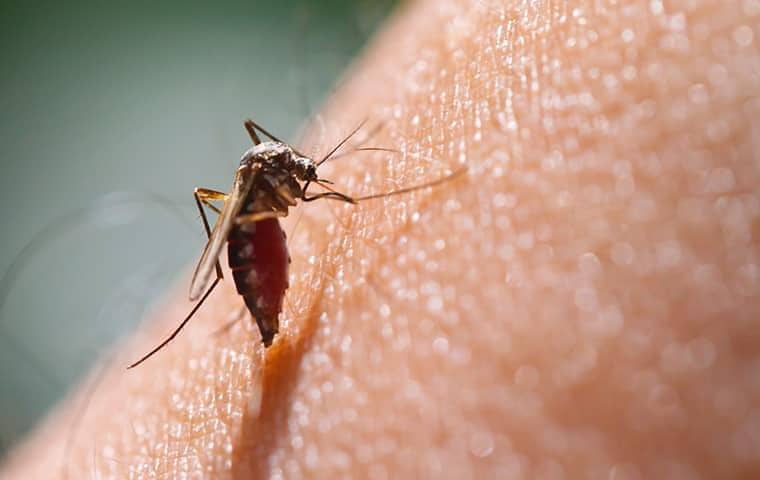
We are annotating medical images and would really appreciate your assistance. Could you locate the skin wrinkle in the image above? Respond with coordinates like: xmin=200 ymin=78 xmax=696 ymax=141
xmin=2 ymin=0 xmax=760 ymax=478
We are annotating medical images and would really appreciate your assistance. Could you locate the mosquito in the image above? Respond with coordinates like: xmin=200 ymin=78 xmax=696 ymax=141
xmin=127 ymin=119 xmax=466 ymax=368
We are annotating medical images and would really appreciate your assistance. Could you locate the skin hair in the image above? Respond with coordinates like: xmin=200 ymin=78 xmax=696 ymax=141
xmin=2 ymin=0 xmax=759 ymax=477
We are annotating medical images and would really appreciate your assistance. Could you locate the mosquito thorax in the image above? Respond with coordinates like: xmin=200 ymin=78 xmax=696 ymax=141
xmin=239 ymin=141 xmax=294 ymax=170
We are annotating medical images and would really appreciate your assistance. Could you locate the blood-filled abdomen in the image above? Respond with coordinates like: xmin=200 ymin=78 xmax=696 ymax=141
xmin=227 ymin=217 xmax=290 ymax=346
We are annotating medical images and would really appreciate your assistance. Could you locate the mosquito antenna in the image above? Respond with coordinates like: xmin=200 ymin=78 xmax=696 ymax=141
xmin=361 ymin=121 xmax=385 ymax=143
xmin=303 ymin=121 xmax=384 ymax=166
xmin=324 ymin=146 xmax=400 ymax=163
xmin=317 ymin=118 xmax=368 ymax=166
xmin=322 ymin=146 xmax=458 ymax=168
xmin=340 ymin=121 xmax=385 ymax=154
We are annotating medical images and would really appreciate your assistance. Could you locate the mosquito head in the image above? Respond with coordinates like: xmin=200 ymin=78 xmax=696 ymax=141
xmin=293 ymin=155 xmax=318 ymax=182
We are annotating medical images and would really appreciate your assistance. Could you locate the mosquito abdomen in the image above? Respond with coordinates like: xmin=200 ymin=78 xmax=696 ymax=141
xmin=227 ymin=217 xmax=290 ymax=346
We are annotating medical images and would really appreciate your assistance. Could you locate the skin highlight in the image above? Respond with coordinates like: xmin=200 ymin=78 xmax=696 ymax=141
xmin=2 ymin=0 xmax=760 ymax=478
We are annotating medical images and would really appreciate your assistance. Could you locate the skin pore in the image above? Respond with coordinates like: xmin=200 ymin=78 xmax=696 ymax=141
xmin=2 ymin=0 xmax=759 ymax=477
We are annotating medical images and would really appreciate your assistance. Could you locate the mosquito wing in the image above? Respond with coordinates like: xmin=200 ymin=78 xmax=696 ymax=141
xmin=189 ymin=165 xmax=257 ymax=300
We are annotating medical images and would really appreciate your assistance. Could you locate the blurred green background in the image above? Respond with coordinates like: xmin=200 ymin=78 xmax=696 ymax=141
xmin=0 ymin=0 xmax=396 ymax=454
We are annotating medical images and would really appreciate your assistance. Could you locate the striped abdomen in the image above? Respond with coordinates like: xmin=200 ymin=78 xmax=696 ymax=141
xmin=227 ymin=217 xmax=290 ymax=346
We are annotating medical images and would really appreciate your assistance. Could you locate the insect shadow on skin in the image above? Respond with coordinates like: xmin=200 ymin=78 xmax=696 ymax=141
xmin=127 ymin=118 xmax=467 ymax=369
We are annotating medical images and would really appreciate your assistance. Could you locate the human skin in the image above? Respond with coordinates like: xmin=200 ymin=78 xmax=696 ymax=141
xmin=2 ymin=0 xmax=760 ymax=477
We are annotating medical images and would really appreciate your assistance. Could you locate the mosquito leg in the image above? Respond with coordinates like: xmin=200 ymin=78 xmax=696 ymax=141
xmin=127 ymin=277 xmax=221 ymax=369
xmin=352 ymin=167 xmax=468 ymax=201
xmin=195 ymin=187 xmax=227 ymax=214
xmin=244 ymin=120 xmax=262 ymax=145
xmin=127 ymin=187 xmax=230 ymax=369
xmin=245 ymin=118 xmax=285 ymax=144
xmin=194 ymin=187 xmax=228 ymax=283
xmin=235 ymin=210 xmax=286 ymax=225
xmin=244 ymin=118 xmax=310 ymax=158
xmin=305 ymin=166 xmax=466 ymax=204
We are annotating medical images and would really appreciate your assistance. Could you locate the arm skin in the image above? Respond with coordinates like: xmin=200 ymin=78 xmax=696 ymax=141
xmin=3 ymin=0 xmax=759 ymax=477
